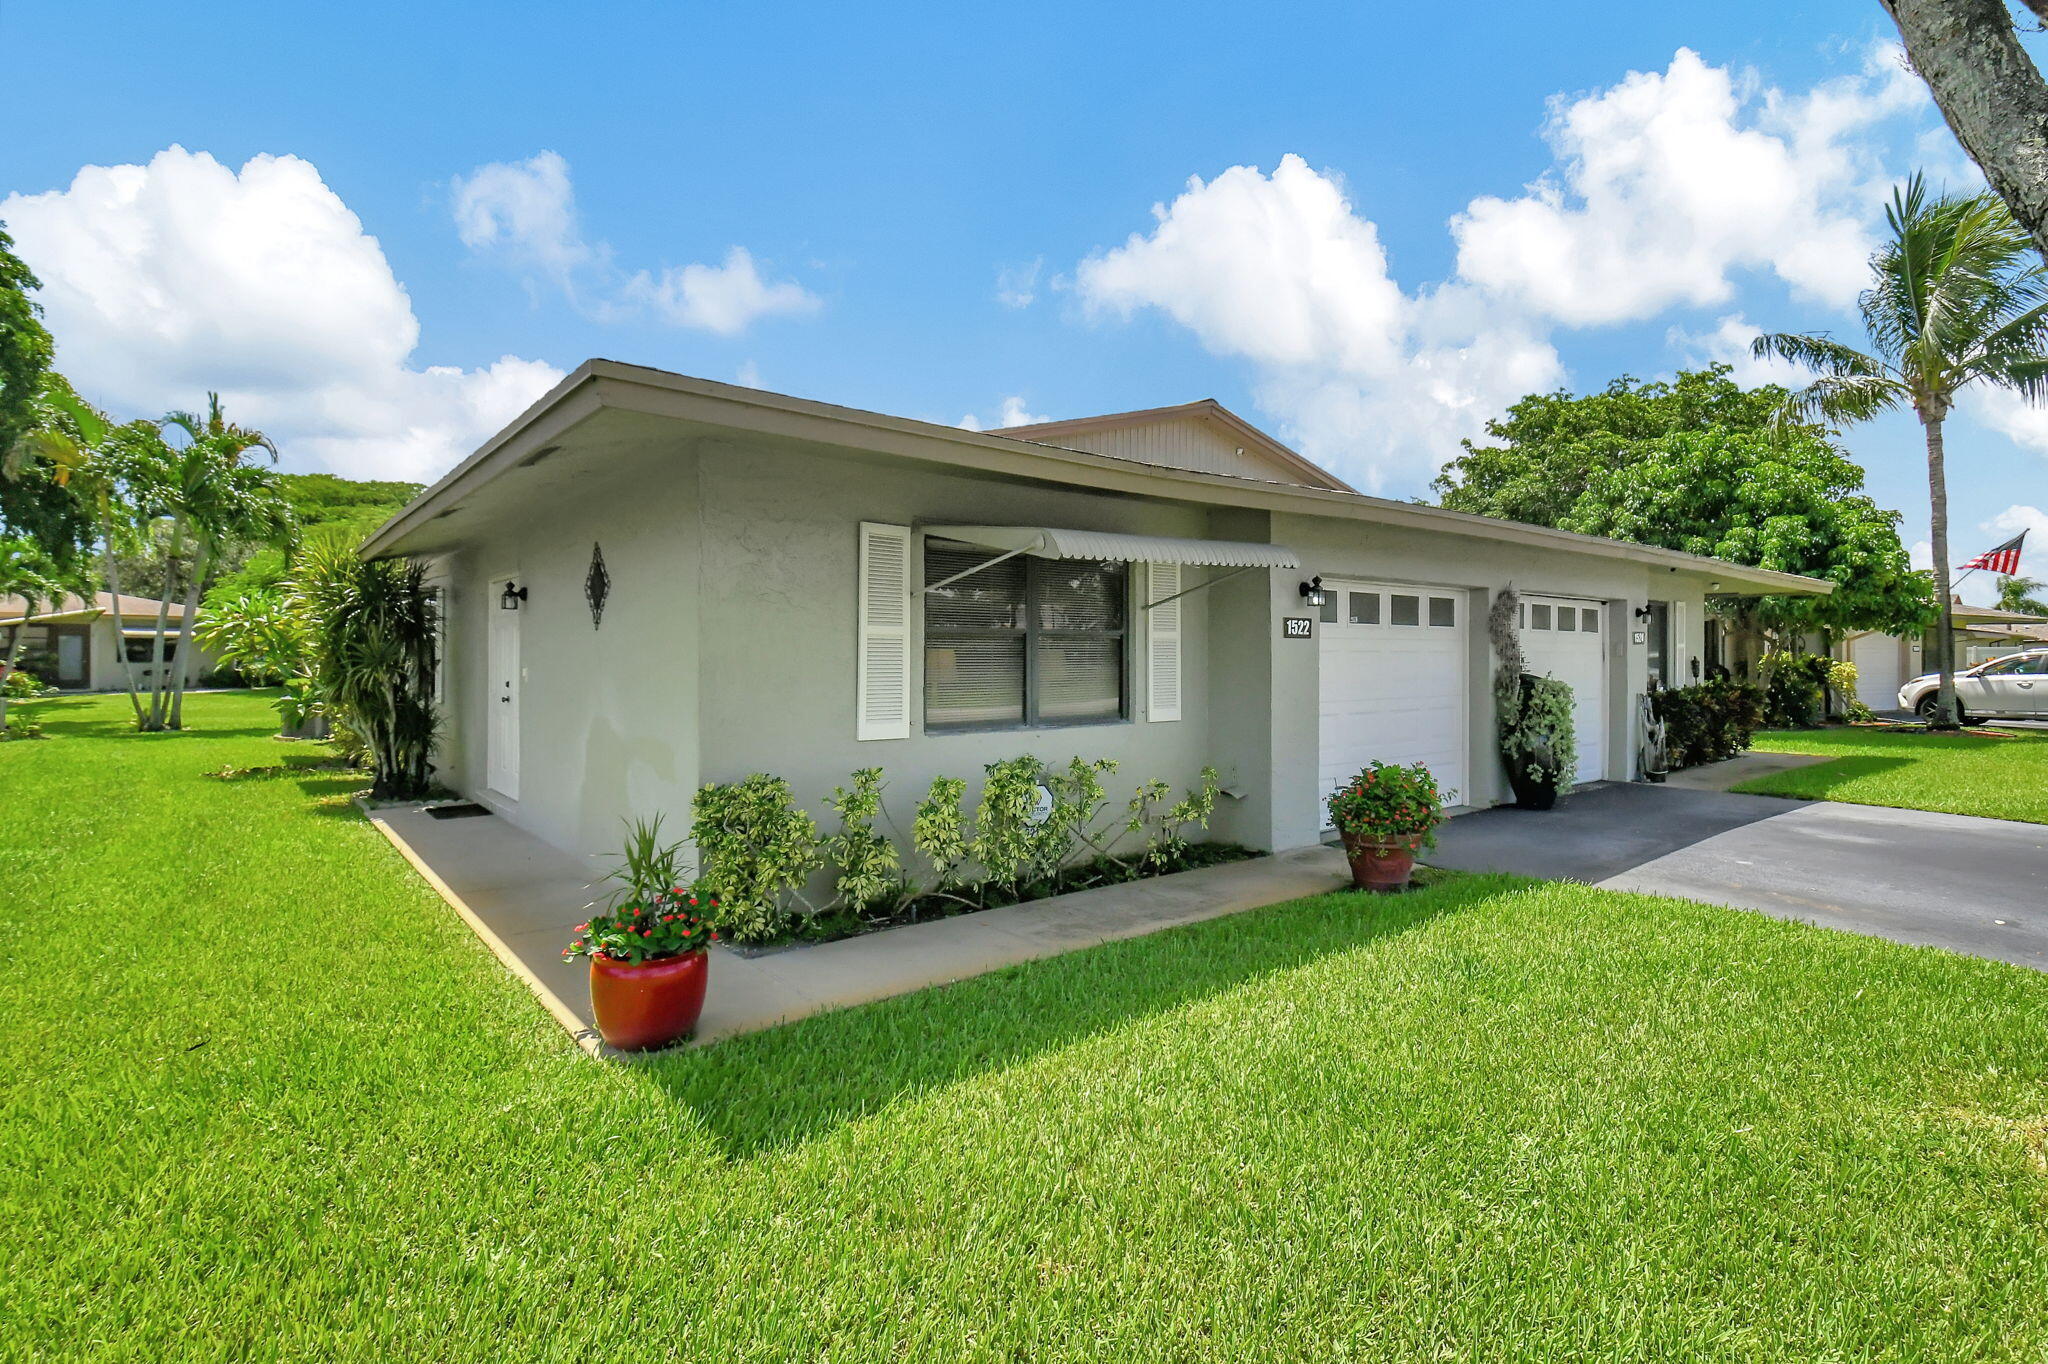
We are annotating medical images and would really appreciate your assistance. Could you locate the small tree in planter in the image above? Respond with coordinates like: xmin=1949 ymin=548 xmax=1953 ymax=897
xmin=564 ymin=816 xmax=717 ymax=1051
xmin=1326 ymin=760 xmax=1444 ymax=892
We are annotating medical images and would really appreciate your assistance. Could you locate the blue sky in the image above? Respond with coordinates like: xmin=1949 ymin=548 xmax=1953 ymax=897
xmin=4 ymin=0 xmax=2045 ymax=600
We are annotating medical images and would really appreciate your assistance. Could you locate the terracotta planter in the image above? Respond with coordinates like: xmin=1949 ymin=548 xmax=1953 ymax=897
xmin=1339 ymin=830 xmax=1425 ymax=892
xmin=589 ymin=949 xmax=709 ymax=1051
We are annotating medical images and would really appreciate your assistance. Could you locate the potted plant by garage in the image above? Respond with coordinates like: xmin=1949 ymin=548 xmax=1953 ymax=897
xmin=1327 ymin=760 xmax=1444 ymax=893
xmin=1501 ymin=673 xmax=1578 ymax=810
xmin=564 ymin=817 xmax=719 ymax=1051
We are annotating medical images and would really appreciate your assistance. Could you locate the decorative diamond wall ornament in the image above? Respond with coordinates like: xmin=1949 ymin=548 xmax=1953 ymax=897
xmin=584 ymin=543 xmax=610 ymax=629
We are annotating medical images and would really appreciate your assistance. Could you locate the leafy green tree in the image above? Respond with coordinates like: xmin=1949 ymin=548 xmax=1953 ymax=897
xmin=1559 ymin=427 xmax=1934 ymax=640
xmin=0 ymin=231 xmax=81 ymax=564
xmin=1996 ymin=574 xmax=2048 ymax=615
xmin=1754 ymin=176 xmax=2048 ymax=728
xmin=1432 ymin=362 xmax=1929 ymax=642
xmin=1433 ymin=365 xmax=1800 ymax=527
xmin=0 ymin=536 xmax=76 ymax=733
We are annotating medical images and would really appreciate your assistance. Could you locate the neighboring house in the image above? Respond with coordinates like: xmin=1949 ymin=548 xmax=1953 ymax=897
xmin=1840 ymin=603 xmax=2048 ymax=711
xmin=360 ymin=360 xmax=1830 ymax=862
xmin=0 ymin=592 xmax=221 ymax=691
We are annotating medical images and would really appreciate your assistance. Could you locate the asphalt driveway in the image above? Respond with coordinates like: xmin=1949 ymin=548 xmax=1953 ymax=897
xmin=1430 ymin=783 xmax=2048 ymax=971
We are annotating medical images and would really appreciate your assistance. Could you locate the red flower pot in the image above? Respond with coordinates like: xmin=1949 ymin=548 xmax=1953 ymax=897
xmin=1339 ymin=830 xmax=1424 ymax=893
xmin=589 ymin=949 xmax=709 ymax=1051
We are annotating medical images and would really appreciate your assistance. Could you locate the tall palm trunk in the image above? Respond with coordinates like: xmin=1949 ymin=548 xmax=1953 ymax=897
xmin=1923 ymin=413 xmax=1960 ymax=729
xmin=167 ymin=540 xmax=211 ymax=730
xmin=99 ymin=530 xmax=147 ymax=728
xmin=143 ymin=516 xmax=186 ymax=731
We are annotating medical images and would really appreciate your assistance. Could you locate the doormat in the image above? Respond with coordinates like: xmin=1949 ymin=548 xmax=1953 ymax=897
xmin=426 ymin=803 xmax=493 ymax=820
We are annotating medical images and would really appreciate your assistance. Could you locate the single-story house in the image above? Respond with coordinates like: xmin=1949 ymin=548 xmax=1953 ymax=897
xmin=360 ymin=360 xmax=1831 ymax=861
xmin=0 ymin=592 xmax=219 ymax=691
xmin=1840 ymin=602 xmax=2048 ymax=711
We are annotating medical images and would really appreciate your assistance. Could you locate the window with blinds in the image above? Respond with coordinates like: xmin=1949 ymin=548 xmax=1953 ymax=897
xmin=923 ymin=538 xmax=1127 ymax=729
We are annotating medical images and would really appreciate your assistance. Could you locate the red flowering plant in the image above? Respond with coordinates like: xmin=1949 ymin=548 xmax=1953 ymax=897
xmin=564 ymin=816 xmax=722 ymax=966
xmin=1325 ymin=760 xmax=1445 ymax=850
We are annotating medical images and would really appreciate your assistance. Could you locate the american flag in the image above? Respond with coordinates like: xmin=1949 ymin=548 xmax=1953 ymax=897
xmin=1960 ymin=532 xmax=2026 ymax=576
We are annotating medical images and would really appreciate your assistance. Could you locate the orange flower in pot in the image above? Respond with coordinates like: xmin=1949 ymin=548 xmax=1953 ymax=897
xmin=564 ymin=816 xmax=718 ymax=1051
xmin=1325 ymin=760 xmax=1445 ymax=893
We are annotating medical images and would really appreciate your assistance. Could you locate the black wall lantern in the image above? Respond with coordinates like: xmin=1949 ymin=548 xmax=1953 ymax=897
xmin=1298 ymin=576 xmax=1328 ymax=608
xmin=500 ymin=582 xmax=528 ymax=611
xmin=1632 ymin=603 xmax=1653 ymax=623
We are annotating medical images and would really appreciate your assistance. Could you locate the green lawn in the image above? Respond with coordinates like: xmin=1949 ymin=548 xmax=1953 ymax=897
xmin=1738 ymin=725 xmax=2048 ymax=824
xmin=7 ymin=692 xmax=2048 ymax=1361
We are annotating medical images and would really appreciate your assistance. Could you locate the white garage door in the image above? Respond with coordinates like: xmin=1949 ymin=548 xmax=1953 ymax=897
xmin=1318 ymin=581 xmax=1469 ymax=820
xmin=1519 ymin=596 xmax=1607 ymax=785
xmin=1849 ymin=633 xmax=1904 ymax=712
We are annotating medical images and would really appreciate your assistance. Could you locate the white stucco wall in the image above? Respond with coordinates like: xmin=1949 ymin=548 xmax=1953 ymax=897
xmin=431 ymin=430 xmax=1722 ymax=866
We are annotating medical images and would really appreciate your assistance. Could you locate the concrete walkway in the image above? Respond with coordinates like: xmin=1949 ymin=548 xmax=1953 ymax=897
xmin=1430 ymin=782 xmax=2048 ymax=971
xmin=367 ymin=803 xmax=1349 ymax=1052
xmin=1659 ymin=750 xmax=1831 ymax=792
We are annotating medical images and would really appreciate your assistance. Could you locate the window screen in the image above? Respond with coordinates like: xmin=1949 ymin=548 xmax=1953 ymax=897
xmin=923 ymin=540 xmax=1126 ymax=728
xmin=1582 ymin=610 xmax=1599 ymax=633
xmin=1428 ymin=597 xmax=1455 ymax=628
xmin=1530 ymin=604 xmax=1552 ymax=630
xmin=1556 ymin=606 xmax=1576 ymax=631
xmin=1390 ymin=594 xmax=1420 ymax=626
xmin=1349 ymin=591 xmax=1379 ymax=625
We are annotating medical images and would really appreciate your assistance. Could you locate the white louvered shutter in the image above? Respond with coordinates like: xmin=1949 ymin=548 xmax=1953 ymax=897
xmin=857 ymin=522 xmax=913 ymax=740
xmin=1146 ymin=562 xmax=1182 ymax=722
xmin=1674 ymin=601 xmax=1690 ymax=683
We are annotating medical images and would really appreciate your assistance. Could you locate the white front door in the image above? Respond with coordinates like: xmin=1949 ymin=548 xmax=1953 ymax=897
xmin=1317 ymin=581 xmax=1470 ymax=819
xmin=1518 ymin=596 xmax=1608 ymax=784
xmin=57 ymin=633 xmax=86 ymax=685
xmin=487 ymin=582 xmax=521 ymax=800
xmin=1848 ymin=633 xmax=1905 ymax=712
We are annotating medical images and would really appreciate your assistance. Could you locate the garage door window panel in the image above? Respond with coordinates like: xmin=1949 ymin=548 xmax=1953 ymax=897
xmin=1391 ymin=594 xmax=1420 ymax=626
xmin=1349 ymin=592 xmax=1379 ymax=625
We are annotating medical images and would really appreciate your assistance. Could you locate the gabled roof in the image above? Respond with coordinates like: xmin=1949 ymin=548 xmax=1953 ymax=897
xmin=0 ymin=592 xmax=188 ymax=625
xmin=990 ymin=399 xmax=1356 ymax=493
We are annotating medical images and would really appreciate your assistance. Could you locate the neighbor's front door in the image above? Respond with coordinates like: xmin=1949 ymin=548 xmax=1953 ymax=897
xmin=487 ymin=581 xmax=521 ymax=800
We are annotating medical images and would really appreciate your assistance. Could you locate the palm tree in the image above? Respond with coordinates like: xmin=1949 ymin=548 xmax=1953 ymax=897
xmin=147 ymin=395 xmax=288 ymax=729
xmin=1996 ymin=574 xmax=2048 ymax=615
xmin=1755 ymin=176 xmax=2048 ymax=728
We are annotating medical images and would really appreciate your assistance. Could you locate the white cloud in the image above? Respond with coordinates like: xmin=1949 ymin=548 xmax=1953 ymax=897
xmin=995 ymin=257 xmax=1043 ymax=308
xmin=1666 ymin=313 xmax=1816 ymax=388
xmin=3 ymin=146 xmax=563 ymax=481
xmin=452 ymin=152 xmax=817 ymax=335
xmin=1989 ymin=504 xmax=2048 ymax=542
xmin=1067 ymin=47 xmax=1931 ymax=489
xmin=734 ymin=359 xmax=765 ymax=389
xmin=1073 ymin=155 xmax=1559 ymax=487
xmin=959 ymin=396 xmax=1050 ymax=431
xmin=450 ymin=150 xmax=595 ymax=281
xmin=1966 ymin=386 xmax=2048 ymax=458
xmin=1452 ymin=46 xmax=1924 ymax=325
xmin=622 ymin=247 xmax=819 ymax=336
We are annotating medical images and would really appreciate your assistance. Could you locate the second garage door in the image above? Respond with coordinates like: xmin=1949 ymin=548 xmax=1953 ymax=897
xmin=1518 ymin=595 xmax=1608 ymax=785
xmin=1849 ymin=633 xmax=1905 ymax=712
xmin=1318 ymin=581 xmax=1470 ymax=817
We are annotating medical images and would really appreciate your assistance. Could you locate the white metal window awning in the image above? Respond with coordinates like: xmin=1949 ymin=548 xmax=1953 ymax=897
xmin=923 ymin=524 xmax=1299 ymax=570
xmin=920 ymin=524 xmax=1300 ymax=607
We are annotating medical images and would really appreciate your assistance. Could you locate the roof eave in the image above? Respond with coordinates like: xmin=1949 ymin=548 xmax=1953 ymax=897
xmin=359 ymin=360 xmax=1833 ymax=597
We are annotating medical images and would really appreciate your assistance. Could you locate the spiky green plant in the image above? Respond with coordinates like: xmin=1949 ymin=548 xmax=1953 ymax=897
xmin=297 ymin=539 xmax=439 ymax=800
